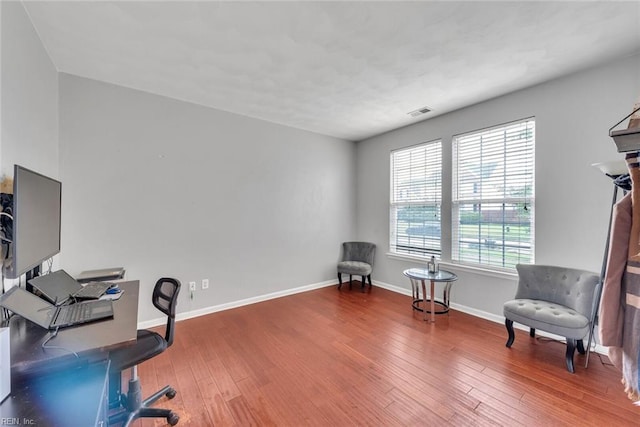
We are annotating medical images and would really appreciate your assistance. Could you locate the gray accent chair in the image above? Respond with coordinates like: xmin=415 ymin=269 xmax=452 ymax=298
xmin=337 ymin=242 xmax=376 ymax=291
xmin=503 ymin=264 xmax=601 ymax=373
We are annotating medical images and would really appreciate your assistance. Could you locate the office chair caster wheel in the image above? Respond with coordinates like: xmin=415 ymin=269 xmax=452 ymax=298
xmin=166 ymin=388 xmax=177 ymax=399
xmin=167 ymin=412 xmax=179 ymax=425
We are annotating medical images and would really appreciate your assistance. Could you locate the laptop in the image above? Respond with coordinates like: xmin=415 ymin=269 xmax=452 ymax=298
xmin=76 ymin=267 xmax=125 ymax=284
xmin=28 ymin=270 xmax=113 ymax=304
xmin=0 ymin=286 xmax=114 ymax=330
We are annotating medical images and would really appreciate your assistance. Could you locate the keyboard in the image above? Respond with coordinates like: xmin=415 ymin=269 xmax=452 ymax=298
xmin=57 ymin=302 xmax=92 ymax=325
xmin=51 ymin=299 xmax=114 ymax=328
xmin=73 ymin=282 xmax=113 ymax=300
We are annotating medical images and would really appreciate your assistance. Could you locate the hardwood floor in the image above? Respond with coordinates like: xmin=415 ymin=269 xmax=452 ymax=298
xmin=131 ymin=284 xmax=640 ymax=426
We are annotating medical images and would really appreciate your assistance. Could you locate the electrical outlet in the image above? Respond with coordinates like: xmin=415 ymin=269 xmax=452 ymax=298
xmin=202 ymin=279 xmax=209 ymax=290
xmin=189 ymin=281 xmax=196 ymax=291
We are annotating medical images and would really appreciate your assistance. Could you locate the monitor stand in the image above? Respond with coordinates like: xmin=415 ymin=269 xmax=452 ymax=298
xmin=25 ymin=266 xmax=40 ymax=294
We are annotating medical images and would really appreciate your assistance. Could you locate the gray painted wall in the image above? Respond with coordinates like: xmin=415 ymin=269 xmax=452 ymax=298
xmin=58 ymin=74 xmax=356 ymax=321
xmin=2 ymin=1 xmax=356 ymax=323
xmin=4 ymin=0 xmax=640 ymax=327
xmin=0 ymin=1 xmax=58 ymax=178
xmin=0 ymin=2 xmax=59 ymax=283
xmin=356 ymin=53 xmax=640 ymax=318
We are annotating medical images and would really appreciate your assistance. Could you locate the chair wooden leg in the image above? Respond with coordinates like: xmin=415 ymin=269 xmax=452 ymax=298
xmin=361 ymin=276 xmax=366 ymax=291
xmin=505 ymin=319 xmax=515 ymax=348
xmin=529 ymin=328 xmax=536 ymax=338
xmin=337 ymin=273 xmax=342 ymax=289
xmin=577 ymin=339 xmax=586 ymax=355
xmin=566 ymin=338 xmax=577 ymax=373
xmin=368 ymin=275 xmax=372 ymax=287
xmin=349 ymin=275 xmax=353 ymax=289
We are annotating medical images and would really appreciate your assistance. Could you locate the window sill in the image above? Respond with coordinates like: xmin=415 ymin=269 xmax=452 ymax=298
xmin=386 ymin=252 xmax=518 ymax=280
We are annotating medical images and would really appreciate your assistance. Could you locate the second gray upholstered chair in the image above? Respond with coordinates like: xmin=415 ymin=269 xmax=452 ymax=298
xmin=337 ymin=242 xmax=376 ymax=291
xmin=503 ymin=264 xmax=601 ymax=373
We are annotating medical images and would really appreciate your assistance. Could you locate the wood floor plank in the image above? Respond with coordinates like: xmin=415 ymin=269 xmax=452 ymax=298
xmin=129 ymin=285 xmax=640 ymax=426
xmin=385 ymin=387 xmax=449 ymax=425
xmin=226 ymin=395 xmax=260 ymax=426
xmin=201 ymin=340 xmax=243 ymax=401
xmin=330 ymin=384 xmax=401 ymax=426
xmin=196 ymin=376 xmax=237 ymax=427
xmin=467 ymin=387 xmax=552 ymax=427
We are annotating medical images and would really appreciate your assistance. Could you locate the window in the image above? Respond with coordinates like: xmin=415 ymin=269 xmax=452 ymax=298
xmin=390 ymin=140 xmax=442 ymax=258
xmin=452 ymin=118 xmax=535 ymax=270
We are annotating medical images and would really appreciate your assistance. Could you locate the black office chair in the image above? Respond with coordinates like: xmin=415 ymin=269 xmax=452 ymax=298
xmin=109 ymin=277 xmax=181 ymax=426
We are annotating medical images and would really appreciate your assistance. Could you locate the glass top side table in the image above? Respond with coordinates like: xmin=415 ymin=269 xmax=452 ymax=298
xmin=403 ymin=267 xmax=458 ymax=322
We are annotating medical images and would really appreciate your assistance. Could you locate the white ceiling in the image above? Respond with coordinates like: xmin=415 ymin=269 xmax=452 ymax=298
xmin=24 ymin=1 xmax=640 ymax=141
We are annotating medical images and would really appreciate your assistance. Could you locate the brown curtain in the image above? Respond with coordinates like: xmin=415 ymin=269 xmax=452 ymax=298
xmin=622 ymin=153 xmax=640 ymax=401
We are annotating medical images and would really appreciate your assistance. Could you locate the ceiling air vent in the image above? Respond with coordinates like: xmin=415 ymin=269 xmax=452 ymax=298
xmin=408 ymin=106 xmax=432 ymax=118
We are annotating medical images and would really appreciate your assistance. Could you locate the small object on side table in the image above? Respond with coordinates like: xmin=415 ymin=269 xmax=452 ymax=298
xmin=428 ymin=255 xmax=436 ymax=274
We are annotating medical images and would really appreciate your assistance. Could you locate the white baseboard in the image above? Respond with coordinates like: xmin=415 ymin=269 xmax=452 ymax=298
xmin=138 ymin=278 xmax=337 ymax=329
xmin=373 ymin=279 xmax=413 ymax=296
xmin=372 ymin=279 xmax=609 ymax=356
xmin=140 ymin=277 xmax=609 ymax=357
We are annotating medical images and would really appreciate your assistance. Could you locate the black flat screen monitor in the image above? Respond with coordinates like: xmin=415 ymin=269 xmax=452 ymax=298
xmin=6 ymin=165 xmax=62 ymax=279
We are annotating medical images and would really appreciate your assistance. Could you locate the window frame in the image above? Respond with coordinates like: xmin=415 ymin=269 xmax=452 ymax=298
xmin=451 ymin=118 xmax=535 ymax=271
xmin=389 ymin=139 xmax=443 ymax=259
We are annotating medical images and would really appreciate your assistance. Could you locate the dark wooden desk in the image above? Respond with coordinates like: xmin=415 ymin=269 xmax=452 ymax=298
xmin=0 ymin=281 xmax=139 ymax=425
xmin=0 ymin=361 xmax=110 ymax=427
xmin=8 ymin=280 xmax=139 ymax=381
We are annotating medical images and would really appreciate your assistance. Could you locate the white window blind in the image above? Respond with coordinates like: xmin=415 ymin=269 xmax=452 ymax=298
xmin=452 ymin=118 xmax=535 ymax=270
xmin=390 ymin=140 xmax=442 ymax=258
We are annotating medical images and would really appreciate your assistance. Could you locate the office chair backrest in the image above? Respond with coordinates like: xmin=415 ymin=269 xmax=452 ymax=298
xmin=152 ymin=278 xmax=181 ymax=346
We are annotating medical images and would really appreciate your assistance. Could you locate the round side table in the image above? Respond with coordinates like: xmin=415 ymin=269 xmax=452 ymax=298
xmin=403 ymin=268 xmax=458 ymax=322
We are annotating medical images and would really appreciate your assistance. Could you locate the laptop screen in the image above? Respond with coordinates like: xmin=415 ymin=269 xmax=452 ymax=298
xmin=28 ymin=270 xmax=82 ymax=305
xmin=0 ymin=286 xmax=55 ymax=329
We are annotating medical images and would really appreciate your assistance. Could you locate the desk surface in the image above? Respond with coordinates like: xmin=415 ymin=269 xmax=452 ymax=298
xmin=8 ymin=280 xmax=139 ymax=381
